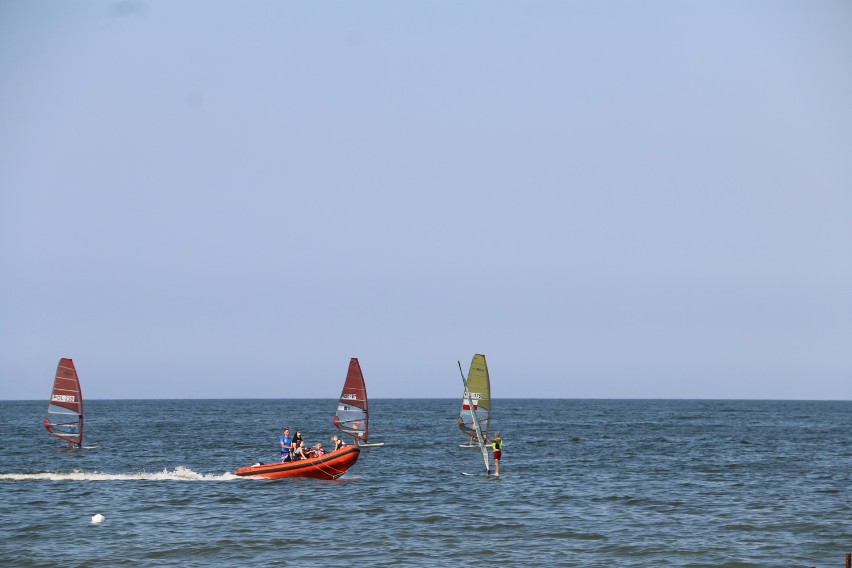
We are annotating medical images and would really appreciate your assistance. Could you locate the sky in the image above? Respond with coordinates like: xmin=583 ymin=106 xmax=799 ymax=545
xmin=1 ymin=0 xmax=850 ymax=400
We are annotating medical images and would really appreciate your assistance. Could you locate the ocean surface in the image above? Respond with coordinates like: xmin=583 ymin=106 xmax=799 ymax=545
xmin=0 ymin=399 xmax=849 ymax=567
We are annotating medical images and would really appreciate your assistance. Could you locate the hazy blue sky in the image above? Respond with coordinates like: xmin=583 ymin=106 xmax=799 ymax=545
xmin=2 ymin=1 xmax=850 ymax=400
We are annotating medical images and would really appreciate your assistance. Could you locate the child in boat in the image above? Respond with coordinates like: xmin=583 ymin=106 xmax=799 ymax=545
xmin=331 ymin=435 xmax=346 ymax=451
xmin=293 ymin=440 xmax=311 ymax=460
xmin=313 ymin=442 xmax=325 ymax=456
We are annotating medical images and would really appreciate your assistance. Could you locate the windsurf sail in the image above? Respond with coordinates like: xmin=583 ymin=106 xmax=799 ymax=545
xmin=333 ymin=358 xmax=369 ymax=445
xmin=458 ymin=353 xmax=490 ymax=442
xmin=458 ymin=357 xmax=490 ymax=474
xmin=43 ymin=358 xmax=84 ymax=447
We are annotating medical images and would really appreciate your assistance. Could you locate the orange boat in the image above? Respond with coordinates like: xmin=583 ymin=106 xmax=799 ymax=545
xmin=234 ymin=445 xmax=360 ymax=480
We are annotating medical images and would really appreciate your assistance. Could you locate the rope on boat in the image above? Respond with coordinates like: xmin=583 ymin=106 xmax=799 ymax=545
xmin=312 ymin=458 xmax=348 ymax=480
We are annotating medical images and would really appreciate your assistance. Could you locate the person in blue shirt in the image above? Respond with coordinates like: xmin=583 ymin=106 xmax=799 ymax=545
xmin=279 ymin=428 xmax=294 ymax=462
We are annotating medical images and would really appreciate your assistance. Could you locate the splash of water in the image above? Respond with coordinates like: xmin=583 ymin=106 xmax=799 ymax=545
xmin=0 ymin=466 xmax=239 ymax=481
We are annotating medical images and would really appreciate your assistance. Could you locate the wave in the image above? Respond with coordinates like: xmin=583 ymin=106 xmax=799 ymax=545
xmin=0 ymin=466 xmax=239 ymax=481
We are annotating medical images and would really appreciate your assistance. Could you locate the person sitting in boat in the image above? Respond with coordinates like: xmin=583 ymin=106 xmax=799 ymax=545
xmin=331 ymin=435 xmax=346 ymax=451
xmin=313 ymin=442 xmax=325 ymax=457
xmin=279 ymin=428 xmax=294 ymax=462
xmin=293 ymin=430 xmax=303 ymax=447
xmin=293 ymin=440 xmax=312 ymax=461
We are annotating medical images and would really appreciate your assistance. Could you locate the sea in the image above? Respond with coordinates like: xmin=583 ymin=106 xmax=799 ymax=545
xmin=0 ymin=399 xmax=849 ymax=567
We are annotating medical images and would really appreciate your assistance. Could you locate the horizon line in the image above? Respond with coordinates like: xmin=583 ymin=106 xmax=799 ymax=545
xmin=5 ymin=397 xmax=851 ymax=402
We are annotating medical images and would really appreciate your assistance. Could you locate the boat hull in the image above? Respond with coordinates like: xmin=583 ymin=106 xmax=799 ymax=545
xmin=234 ymin=446 xmax=360 ymax=480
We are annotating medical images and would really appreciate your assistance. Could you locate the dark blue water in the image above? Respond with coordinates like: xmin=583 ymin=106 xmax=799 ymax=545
xmin=1 ymin=399 xmax=849 ymax=567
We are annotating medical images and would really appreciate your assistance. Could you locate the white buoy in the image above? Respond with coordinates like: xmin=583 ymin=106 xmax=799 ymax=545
xmin=91 ymin=514 xmax=105 ymax=524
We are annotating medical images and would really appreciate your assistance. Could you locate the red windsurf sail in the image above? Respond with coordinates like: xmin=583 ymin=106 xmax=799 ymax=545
xmin=44 ymin=358 xmax=84 ymax=447
xmin=333 ymin=358 xmax=369 ymax=444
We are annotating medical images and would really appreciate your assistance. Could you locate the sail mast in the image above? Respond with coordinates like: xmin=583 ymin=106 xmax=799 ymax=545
xmin=459 ymin=361 xmax=490 ymax=474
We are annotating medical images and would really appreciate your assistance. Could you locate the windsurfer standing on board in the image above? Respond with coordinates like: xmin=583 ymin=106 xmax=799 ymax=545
xmin=279 ymin=428 xmax=294 ymax=462
xmin=484 ymin=432 xmax=503 ymax=477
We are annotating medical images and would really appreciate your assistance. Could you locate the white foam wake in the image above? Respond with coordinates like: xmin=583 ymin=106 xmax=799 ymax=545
xmin=0 ymin=466 xmax=239 ymax=481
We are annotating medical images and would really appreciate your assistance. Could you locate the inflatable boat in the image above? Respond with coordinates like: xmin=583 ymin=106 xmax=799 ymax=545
xmin=234 ymin=445 xmax=360 ymax=480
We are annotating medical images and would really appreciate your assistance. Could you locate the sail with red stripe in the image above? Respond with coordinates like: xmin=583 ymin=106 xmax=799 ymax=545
xmin=334 ymin=358 xmax=369 ymax=444
xmin=458 ymin=354 xmax=490 ymax=441
xmin=44 ymin=358 xmax=84 ymax=447
xmin=458 ymin=354 xmax=491 ymax=473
